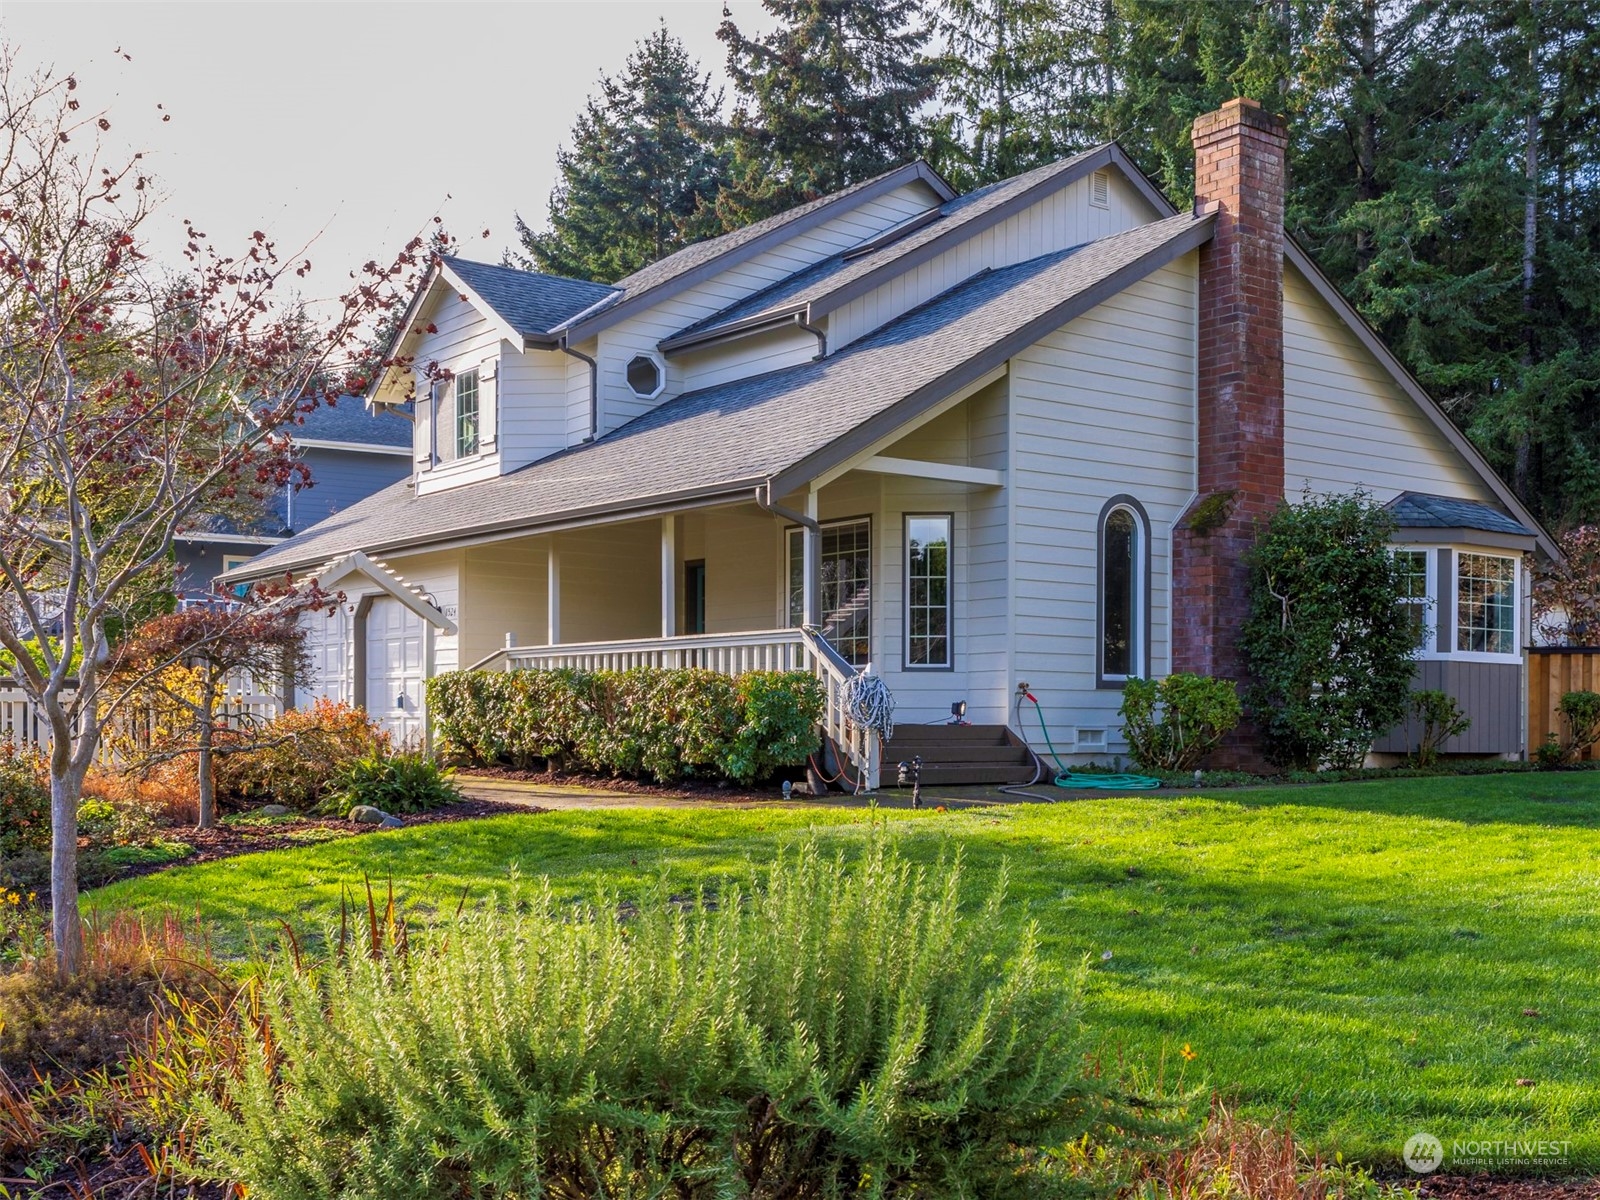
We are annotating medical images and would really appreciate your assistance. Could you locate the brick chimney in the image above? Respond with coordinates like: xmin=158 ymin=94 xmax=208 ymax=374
xmin=1172 ymin=98 xmax=1288 ymax=754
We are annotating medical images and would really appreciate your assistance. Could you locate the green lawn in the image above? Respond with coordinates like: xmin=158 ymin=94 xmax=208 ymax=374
xmin=94 ymin=774 xmax=1600 ymax=1171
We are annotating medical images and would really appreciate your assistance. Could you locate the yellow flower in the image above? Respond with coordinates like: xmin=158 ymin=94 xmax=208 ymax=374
xmin=1180 ymin=1043 xmax=1197 ymax=1062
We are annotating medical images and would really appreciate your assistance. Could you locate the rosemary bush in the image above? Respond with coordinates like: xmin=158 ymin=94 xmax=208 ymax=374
xmin=203 ymin=836 xmax=1136 ymax=1198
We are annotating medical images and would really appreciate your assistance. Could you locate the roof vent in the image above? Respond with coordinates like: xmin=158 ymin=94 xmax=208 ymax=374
xmin=1090 ymin=171 xmax=1110 ymax=208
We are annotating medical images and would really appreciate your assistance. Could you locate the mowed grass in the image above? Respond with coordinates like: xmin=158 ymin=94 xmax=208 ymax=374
xmin=94 ymin=773 xmax=1600 ymax=1170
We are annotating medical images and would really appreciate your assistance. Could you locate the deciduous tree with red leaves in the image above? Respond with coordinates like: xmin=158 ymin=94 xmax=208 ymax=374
xmin=0 ymin=50 xmax=431 ymax=974
xmin=1534 ymin=526 xmax=1600 ymax=647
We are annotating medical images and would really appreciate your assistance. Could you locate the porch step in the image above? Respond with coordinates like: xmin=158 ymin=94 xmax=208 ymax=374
xmin=881 ymin=724 xmax=1038 ymax=788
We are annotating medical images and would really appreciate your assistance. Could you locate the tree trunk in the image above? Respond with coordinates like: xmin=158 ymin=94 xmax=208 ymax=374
xmin=1515 ymin=4 xmax=1541 ymax=502
xmin=49 ymin=751 xmax=85 ymax=976
xmin=1354 ymin=0 xmax=1379 ymax=273
xmin=197 ymin=718 xmax=216 ymax=830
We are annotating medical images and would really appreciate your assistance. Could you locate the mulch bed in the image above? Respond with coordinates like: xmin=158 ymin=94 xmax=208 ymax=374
xmin=1415 ymin=1176 xmax=1600 ymax=1199
xmin=458 ymin=764 xmax=798 ymax=805
xmin=101 ymin=796 xmax=546 ymax=886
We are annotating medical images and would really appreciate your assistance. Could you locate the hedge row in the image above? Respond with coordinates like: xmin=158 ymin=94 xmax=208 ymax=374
xmin=427 ymin=666 xmax=824 ymax=785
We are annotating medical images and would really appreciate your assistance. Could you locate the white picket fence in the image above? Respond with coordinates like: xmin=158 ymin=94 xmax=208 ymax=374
xmin=0 ymin=681 xmax=282 ymax=764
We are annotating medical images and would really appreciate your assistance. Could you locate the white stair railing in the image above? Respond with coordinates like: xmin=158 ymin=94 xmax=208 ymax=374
xmin=800 ymin=627 xmax=881 ymax=791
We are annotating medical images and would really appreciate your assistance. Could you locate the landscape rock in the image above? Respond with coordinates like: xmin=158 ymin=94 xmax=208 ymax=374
xmin=349 ymin=805 xmax=392 ymax=825
xmin=257 ymin=804 xmax=290 ymax=816
xmin=378 ymin=814 xmax=405 ymax=829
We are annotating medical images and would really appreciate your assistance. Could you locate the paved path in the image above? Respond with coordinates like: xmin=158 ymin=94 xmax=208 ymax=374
xmin=455 ymin=774 xmax=1132 ymax=811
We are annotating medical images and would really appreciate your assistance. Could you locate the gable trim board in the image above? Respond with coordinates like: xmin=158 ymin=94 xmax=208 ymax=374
xmin=316 ymin=551 xmax=457 ymax=634
xmin=294 ymin=438 xmax=411 ymax=456
xmin=1280 ymin=241 xmax=1556 ymax=560
xmin=555 ymin=161 xmax=957 ymax=346
xmin=659 ymin=144 xmax=1151 ymax=358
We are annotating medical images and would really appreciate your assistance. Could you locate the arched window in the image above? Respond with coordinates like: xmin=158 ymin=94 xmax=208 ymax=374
xmin=1099 ymin=498 xmax=1148 ymax=684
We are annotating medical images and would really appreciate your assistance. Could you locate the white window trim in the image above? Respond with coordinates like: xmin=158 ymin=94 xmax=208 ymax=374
xmin=1098 ymin=499 xmax=1149 ymax=686
xmin=1396 ymin=544 xmax=1523 ymax=664
xmin=624 ymin=351 xmax=666 ymax=400
xmin=903 ymin=512 xmax=953 ymax=671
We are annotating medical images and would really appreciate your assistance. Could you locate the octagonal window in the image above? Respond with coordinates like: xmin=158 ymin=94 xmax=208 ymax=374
xmin=626 ymin=353 xmax=663 ymax=398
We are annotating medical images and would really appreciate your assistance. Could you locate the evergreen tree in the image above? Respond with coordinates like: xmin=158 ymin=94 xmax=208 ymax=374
xmin=511 ymin=24 xmax=727 ymax=283
xmin=710 ymin=0 xmax=941 ymax=227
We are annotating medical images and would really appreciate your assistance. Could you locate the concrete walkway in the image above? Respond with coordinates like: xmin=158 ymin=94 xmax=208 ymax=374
xmin=455 ymin=774 xmax=1129 ymax=811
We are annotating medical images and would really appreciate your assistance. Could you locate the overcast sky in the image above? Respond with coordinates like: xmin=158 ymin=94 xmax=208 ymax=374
xmin=2 ymin=1 xmax=774 ymax=300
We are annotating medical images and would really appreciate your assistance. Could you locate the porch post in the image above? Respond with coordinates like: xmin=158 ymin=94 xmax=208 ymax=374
xmin=803 ymin=489 xmax=821 ymax=628
xmin=660 ymin=516 xmax=677 ymax=640
xmin=547 ymin=540 xmax=561 ymax=645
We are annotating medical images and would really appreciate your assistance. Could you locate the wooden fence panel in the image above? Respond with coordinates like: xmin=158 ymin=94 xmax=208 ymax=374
xmin=1528 ymin=649 xmax=1600 ymax=760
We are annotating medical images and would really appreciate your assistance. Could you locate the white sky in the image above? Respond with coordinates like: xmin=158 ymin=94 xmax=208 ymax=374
xmin=1 ymin=1 xmax=775 ymax=300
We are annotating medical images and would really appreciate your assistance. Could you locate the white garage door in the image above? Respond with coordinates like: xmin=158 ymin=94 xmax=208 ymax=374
xmin=365 ymin=597 xmax=426 ymax=746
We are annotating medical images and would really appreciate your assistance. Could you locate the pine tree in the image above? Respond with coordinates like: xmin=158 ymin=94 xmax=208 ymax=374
xmin=511 ymin=24 xmax=727 ymax=283
xmin=710 ymin=0 xmax=942 ymax=226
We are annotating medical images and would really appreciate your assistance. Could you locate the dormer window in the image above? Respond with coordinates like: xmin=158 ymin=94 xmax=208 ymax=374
xmin=626 ymin=353 xmax=664 ymax=399
xmin=455 ymin=369 xmax=479 ymax=458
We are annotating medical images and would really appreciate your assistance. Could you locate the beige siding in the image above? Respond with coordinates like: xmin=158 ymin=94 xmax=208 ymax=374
xmin=1283 ymin=264 xmax=1492 ymax=503
xmin=412 ymin=291 xmax=505 ymax=493
xmin=673 ymin=327 xmax=819 ymax=392
xmin=593 ymin=180 xmax=941 ymax=434
xmin=829 ymin=171 xmax=1159 ymax=350
xmin=549 ymin=522 xmax=660 ymax=643
xmin=1004 ymin=255 xmax=1198 ymax=757
xmin=677 ymin=506 xmax=783 ymax=634
xmin=460 ymin=539 xmax=548 ymax=668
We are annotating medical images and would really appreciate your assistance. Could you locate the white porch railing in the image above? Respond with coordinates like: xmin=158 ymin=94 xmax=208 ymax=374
xmin=475 ymin=628 xmax=882 ymax=790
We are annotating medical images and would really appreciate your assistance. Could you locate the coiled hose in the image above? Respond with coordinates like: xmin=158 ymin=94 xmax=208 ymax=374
xmin=806 ymin=672 xmax=897 ymax=795
xmin=1015 ymin=689 xmax=1161 ymax=792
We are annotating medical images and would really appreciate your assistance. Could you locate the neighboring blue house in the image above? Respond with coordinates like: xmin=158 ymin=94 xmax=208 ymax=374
xmin=176 ymin=400 xmax=413 ymax=601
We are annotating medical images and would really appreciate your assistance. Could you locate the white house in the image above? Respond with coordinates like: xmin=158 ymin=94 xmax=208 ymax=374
xmin=227 ymin=99 xmax=1552 ymax=783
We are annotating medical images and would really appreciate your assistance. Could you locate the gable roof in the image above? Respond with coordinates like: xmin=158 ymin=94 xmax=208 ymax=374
xmin=550 ymin=160 xmax=956 ymax=343
xmin=661 ymin=144 xmax=1145 ymax=354
xmin=439 ymin=258 xmax=618 ymax=345
xmin=230 ymin=212 xmax=1212 ymax=581
xmin=316 ymin=551 xmax=456 ymax=633
xmin=1387 ymin=491 xmax=1535 ymax=538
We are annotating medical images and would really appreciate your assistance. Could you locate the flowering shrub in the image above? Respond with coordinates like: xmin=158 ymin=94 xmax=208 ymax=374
xmin=213 ymin=699 xmax=388 ymax=811
xmin=429 ymin=666 xmax=822 ymax=785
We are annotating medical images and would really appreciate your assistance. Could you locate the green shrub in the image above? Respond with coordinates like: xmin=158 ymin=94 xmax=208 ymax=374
xmin=428 ymin=666 xmax=823 ymax=785
xmin=1557 ymin=690 xmax=1600 ymax=761
xmin=214 ymin=699 xmax=388 ymax=811
xmin=203 ymin=836 xmax=1141 ymax=1198
xmin=0 ymin=741 xmax=49 ymax=860
xmin=1241 ymin=493 xmax=1419 ymax=770
xmin=1120 ymin=674 xmax=1243 ymax=770
xmin=1406 ymin=689 xmax=1471 ymax=767
xmin=320 ymin=751 xmax=461 ymax=817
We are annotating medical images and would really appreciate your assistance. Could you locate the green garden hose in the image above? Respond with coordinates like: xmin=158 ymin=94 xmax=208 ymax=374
xmin=1023 ymin=692 xmax=1161 ymax=791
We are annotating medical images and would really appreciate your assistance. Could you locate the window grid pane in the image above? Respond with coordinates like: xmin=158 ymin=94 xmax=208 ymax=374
xmin=1456 ymin=552 xmax=1516 ymax=654
xmin=907 ymin=517 xmax=951 ymax=667
xmin=787 ymin=520 xmax=871 ymax=665
xmin=1394 ymin=549 xmax=1429 ymax=648
xmin=455 ymin=370 xmax=479 ymax=458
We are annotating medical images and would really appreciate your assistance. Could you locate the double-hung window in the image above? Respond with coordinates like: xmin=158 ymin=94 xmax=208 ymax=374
xmin=1394 ymin=549 xmax=1430 ymax=648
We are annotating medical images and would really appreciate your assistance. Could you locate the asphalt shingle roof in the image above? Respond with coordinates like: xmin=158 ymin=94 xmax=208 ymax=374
xmin=1386 ymin=491 xmax=1533 ymax=537
xmin=442 ymin=257 xmax=619 ymax=340
xmin=234 ymin=213 xmax=1208 ymax=580
xmin=292 ymin=397 xmax=413 ymax=447
xmin=667 ymin=149 xmax=1107 ymax=346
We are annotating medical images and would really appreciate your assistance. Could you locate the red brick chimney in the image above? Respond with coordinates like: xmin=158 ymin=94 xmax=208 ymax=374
xmin=1172 ymin=98 xmax=1288 ymax=752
